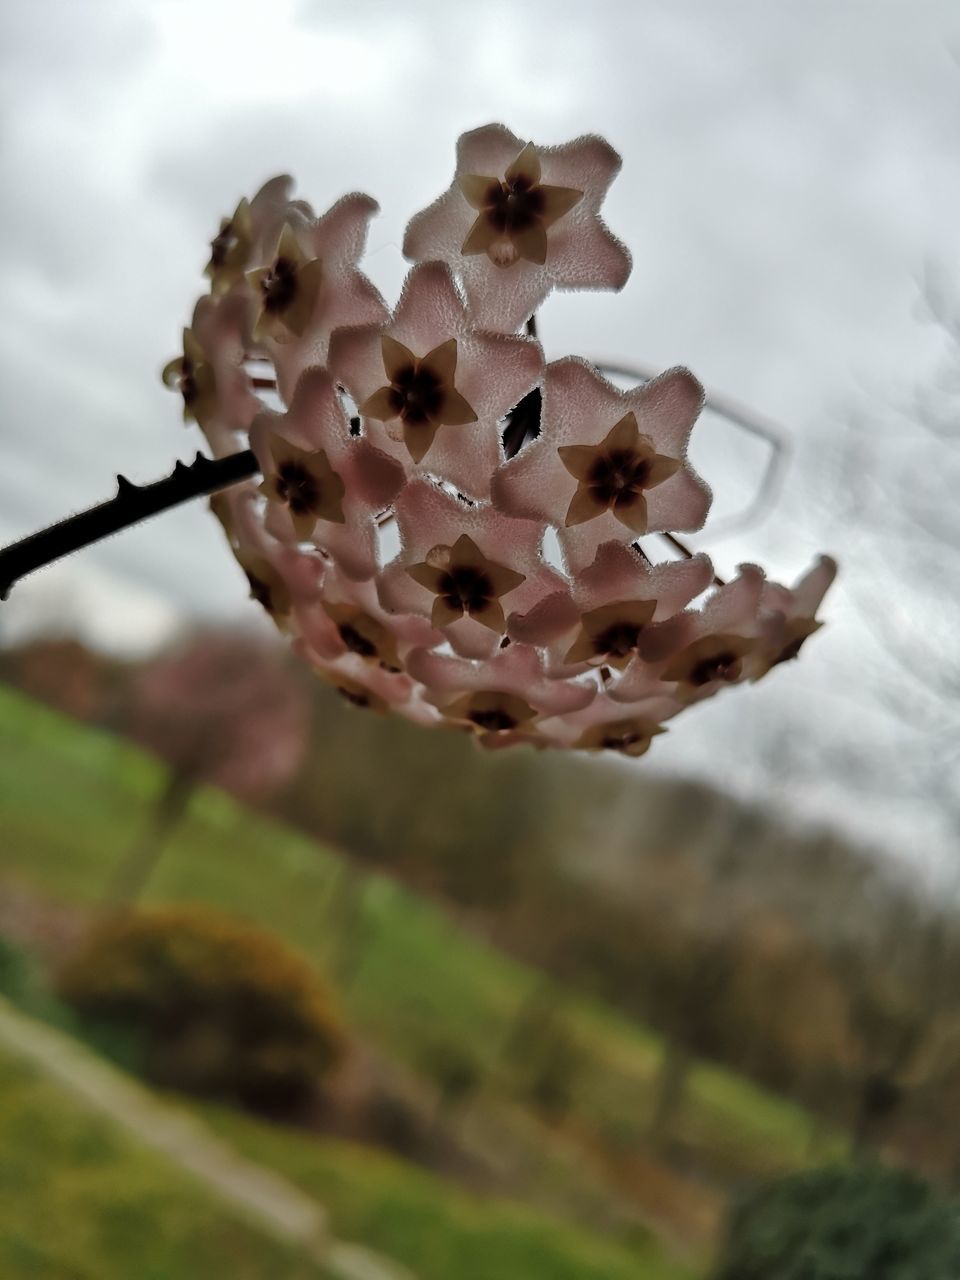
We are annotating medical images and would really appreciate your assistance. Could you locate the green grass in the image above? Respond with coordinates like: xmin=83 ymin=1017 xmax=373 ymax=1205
xmin=0 ymin=1047 xmax=330 ymax=1280
xmin=204 ymin=1104 xmax=696 ymax=1280
xmin=0 ymin=685 xmax=821 ymax=1196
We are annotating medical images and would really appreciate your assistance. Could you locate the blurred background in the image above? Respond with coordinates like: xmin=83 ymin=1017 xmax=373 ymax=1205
xmin=2 ymin=2 xmax=960 ymax=1277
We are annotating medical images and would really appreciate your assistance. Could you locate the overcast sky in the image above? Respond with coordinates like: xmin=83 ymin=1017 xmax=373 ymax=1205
xmin=2 ymin=0 xmax=959 ymax=877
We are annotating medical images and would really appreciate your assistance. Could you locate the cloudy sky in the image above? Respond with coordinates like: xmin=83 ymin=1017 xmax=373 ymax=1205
xmin=2 ymin=0 xmax=959 ymax=874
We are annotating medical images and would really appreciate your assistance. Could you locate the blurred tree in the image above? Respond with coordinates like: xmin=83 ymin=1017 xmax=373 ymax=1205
xmin=105 ymin=631 xmax=309 ymax=904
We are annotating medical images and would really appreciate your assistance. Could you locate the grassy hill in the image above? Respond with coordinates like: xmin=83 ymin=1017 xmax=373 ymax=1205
xmin=0 ymin=684 xmax=834 ymax=1265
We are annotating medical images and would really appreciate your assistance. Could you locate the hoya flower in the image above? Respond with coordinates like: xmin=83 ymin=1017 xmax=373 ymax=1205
xmin=292 ymin=569 xmax=439 ymax=672
xmin=403 ymin=124 xmax=631 ymax=332
xmin=619 ymin=565 xmax=766 ymax=704
xmin=538 ymin=691 xmax=680 ymax=756
xmin=250 ymin=368 xmax=405 ymax=580
xmin=149 ymin=126 xmax=838 ymax=757
xmin=162 ymin=294 xmax=259 ymax=457
xmin=407 ymin=643 xmax=596 ymax=746
xmin=328 ymin=261 xmax=542 ymax=499
xmin=493 ymin=358 xmax=710 ymax=573
xmin=377 ymin=478 xmax=567 ymax=659
xmin=509 ymin=542 xmax=715 ymax=678
xmin=255 ymin=192 xmax=390 ymax=403
xmin=753 ymin=555 xmax=838 ymax=677
xmin=247 ymin=224 xmax=325 ymax=344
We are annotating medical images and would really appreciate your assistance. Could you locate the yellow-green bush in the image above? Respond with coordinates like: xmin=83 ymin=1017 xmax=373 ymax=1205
xmin=58 ymin=905 xmax=346 ymax=1115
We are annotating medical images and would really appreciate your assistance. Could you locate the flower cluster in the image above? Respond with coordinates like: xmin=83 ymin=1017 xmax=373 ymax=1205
xmin=164 ymin=124 xmax=835 ymax=757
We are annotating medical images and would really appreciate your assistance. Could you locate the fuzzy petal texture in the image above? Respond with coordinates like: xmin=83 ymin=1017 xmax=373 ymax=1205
xmin=251 ymin=367 xmax=405 ymax=581
xmin=329 ymin=262 xmax=542 ymax=499
xmin=492 ymin=358 xmax=711 ymax=572
xmin=376 ymin=478 xmax=565 ymax=659
xmin=403 ymin=124 xmax=631 ymax=333
xmin=258 ymin=193 xmax=390 ymax=402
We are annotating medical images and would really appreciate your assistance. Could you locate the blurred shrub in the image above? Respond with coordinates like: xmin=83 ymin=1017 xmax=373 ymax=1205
xmin=417 ymin=1040 xmax=482 ymax=1113
xmin=57 ymin=906 xmax=346 ymax=1115
xmin=712 ymin=1164 xmax=960 ymax=1280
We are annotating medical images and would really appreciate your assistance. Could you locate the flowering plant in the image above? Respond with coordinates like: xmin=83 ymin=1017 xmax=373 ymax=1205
xmin=159 ymin=124 xmax=835 ymax=756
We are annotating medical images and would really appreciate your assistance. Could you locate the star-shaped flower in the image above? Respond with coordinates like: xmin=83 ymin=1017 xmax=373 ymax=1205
xmin=162 ymin=293 xmax=261 ymax=457
xmin=258 ymin=192 xmax=390 ymax=403
xmin=247 ymin=225 xmax=324 ymax=344
xmin=508 ymin=543 xmax=714 ymax=680
xmin=259 ymin=439 xmax=346 ymax=540
xmin=459 ymin=142 xmax=583 ymax=268
xmin=403 ymin=124 xmax=631 ymax=333
xmin=492 ymin=358 xmax=711 ymax=573
xmin=377 ymin=479 xmax=567 ymax=659
xmin=537 ymin=691 xmax=680 ymax=756
xmin=753 ymin=555 xmax=837 ymax=678
xmin=407 ymin=643 xmax=596 ymax=743
xmin=559 ymin=412 xmax=682 ymax=534
xmin=250 ymin=368 xmax=405 ymax=580
xmin=620 ymin=565 xmax=765 ymax=704
xmin=406 ymin=533 xmax=526 ymax=632
xmin=361 ymin=336 xmax=478 ymax=463
xmin=328 ymin=262 xmax=542 ymax=499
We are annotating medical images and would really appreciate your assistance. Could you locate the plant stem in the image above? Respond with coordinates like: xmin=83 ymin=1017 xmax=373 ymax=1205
xmin=0 ymin=450 xmax=259 ymax=600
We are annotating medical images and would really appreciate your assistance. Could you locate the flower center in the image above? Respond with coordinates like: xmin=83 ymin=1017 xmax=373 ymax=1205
xmin=588 ymin=449 xmax=650 ymax=506
xmin=690 ymin=651 xmax=742 ymax=686
xmin=437 ymin=565 xmax=493 ymax=613
xmin=469 ymin=707 xmax=517 ymax=733
xmin=593 ymin=621 xmax=643 ymax=659
xmin=389 ymin=364 xmax=444 ymax=425
xmin=338 ymin=622 xmax=378 ymax=659
xmin=260 ymin=256 xmax=298 ymax=313
xmin=275 ymin=462 xmax=320 ymax=515
xmin=487 ymin=176 xmax=544 ymax=233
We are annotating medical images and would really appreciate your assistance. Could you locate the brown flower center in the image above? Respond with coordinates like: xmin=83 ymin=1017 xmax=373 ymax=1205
xmin=388 ymin=364 xmax=444 ymax=425
xmin=593 ymin=621 xmax=644 ymax=659
xmin=338 ymin=623 xmax=378 ymax=659
xmin=589 ymin=449 xmax=651 ymax=506
xmin=690 ymin=651 xmax=742 ymax=687
xmin=437 ymin=565 xmax=493 ymax=614
xmin=468 ymin=707 xmax=518 ymax=733
xmin=260 ymin=256 xmax=298 ymax=313
xmin=484 ymin=175 xmax=545 ymax=234
xmin=275 ymin=462 xmax=320 ymax=515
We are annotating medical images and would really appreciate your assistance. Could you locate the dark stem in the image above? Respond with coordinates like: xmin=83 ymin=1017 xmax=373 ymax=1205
xmin=0 ymin=450 xmax=260 ymax=600
xmin=659 ymin=531 xmax=726 ymax=587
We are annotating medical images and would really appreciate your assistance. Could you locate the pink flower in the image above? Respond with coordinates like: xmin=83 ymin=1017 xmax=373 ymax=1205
xmin=328 ymin=262 xmax=542 ymax=500
xmin=492 ymin=358 xmax=711 ymax=573
xmin=407 ymin=642 xmax=596 ymax=746
xmin=538 ymin=691 xmax=681 ymax=756
xmin=616 ymin=565 xmax=766 ymax=704
xmin=162 ymin=293 xmax=260 ymax=458
xmin=508 ymin=541 xmax=715 ymax=678
xmin=753 ymin=555 xmax=838 ymax=677
xmin=377 ymin=478 xmax=567 ymax=660
xmin=403 ymin=124 xmax=631 ymax=333
xmin=247 ymin=192 xmax=390 ymax=403
xmin=249 ymin=368 xmax=405 ymax=581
